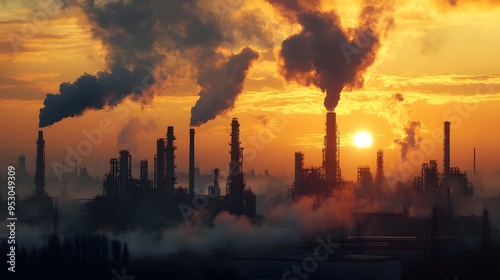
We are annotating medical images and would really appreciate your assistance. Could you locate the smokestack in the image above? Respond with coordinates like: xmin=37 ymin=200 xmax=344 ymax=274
xmin=155 ymin=138 xmax=166 ymax=197
xmin=165 ymin=126 xmax=176 ymax=203
xmin=189 ymin=128 xmax=195 ymax=198
xmin=325 ymin=112 xmax=337 ymax=187
xmin=444 ymin=121 xmax=451 ymax=215
xmin=35 ymin=130 xmax=46 ymax=197
xmin=376 ymin=149 xmax=384 ymax=185
xmin=294 ymin=152 xmax=304 ymax=198
xmin=474 ymin=148 xmax=476 ymax=176
xmin=119 ymin=150 xmax=131 ymax=210
xmin=140 ymin=160 xmax=148 ymax=186
xmin=229 ymin=118 xmax=244 ymax=214
xmin=209 ymin=168 xmax=221 ymax=199
xmin=444 ymin=121 xmax=451 ymax=179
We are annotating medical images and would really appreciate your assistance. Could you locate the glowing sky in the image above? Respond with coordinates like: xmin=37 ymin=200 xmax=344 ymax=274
xmin=1 ymin=0 xmax=499 ymax=195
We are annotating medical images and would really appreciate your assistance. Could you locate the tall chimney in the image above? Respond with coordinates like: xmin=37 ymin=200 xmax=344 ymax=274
xmin=375 ymin=149 xmax=384 ymax=186
xmin=325 ymin=112 xmax=337 ymax=186
xmin=294 ymin=152 xmax=304 ymax=197
xmin=119 ymin=150 xmax=131 ymax=209
xmin=155 ymin=138 xmax=166 ymax=197
xmin=229 ymin=118 xmax=244 ymax=214
xmin=189 ymin=128 xmax=195 ymax=198
xmin=444 ymin=121 xmax=451 ymax=180
xmin=140 ymin=160 xmax=148 ymax=187
xmin=473 ymin=148 xmax=476 ymax=176
xmin=165 ymin=126 xmax=176 ymax=203
xmin=443 ymin=121 xmax=452 ymax=216
xmin=35 ymin=130 xmax=46 ymax=197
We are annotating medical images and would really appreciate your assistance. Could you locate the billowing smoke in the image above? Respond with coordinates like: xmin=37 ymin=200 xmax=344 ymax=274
xmin=190 ymin=47 xmax=259 ymax=127
xmin=38 ymin=0 xmax=264 ymax=127
xmin=117 ymin=117 xmax=157 ymax=151
xmin=395 ymin=120 xmax=422 ymax=161
xmin=39 ymin=65 xmax=156 ymax=127
xmin=268 ymin=0 xmax=394 ymax=111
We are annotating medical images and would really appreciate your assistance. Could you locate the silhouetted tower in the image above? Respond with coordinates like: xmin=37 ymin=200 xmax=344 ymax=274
xmin=18 ymin=155 xmax=28 ymax=183
xmin=481 ymin=207 xmax=492 ymax=267
xmin=324 ymin=112 xmax=338 ymax=187
xmin=119 ymin=150 xmax=131 ymax=209
xmin=294 ymin=152 xmax=304 ymax=198
xmin=104 ymin=158 xmax=119 ymax=199
xmin=357 ymin=166 xmax=373 ymax=188
xmin=35 ymin=130 xmax=46 ymax=197
xmin=155 ymin=138 xmax=165 ymax=196
xmin=165 ymin=126 xmax=176 ymax=203
xmin=473 ymin=148 xmax=476 ymax=176
xmin=189 ymin=128 xmax=195 ymax=198
xmin=443 ymin=121 xmax=452 ymax=215
xmin=140 ymin=160 xmax=148 ymax=187
xmin=375 ymin=150 xmax=384 ymax=186
xmin=208 ymin=168 xmax=220 ymax=199
xmin=227 ymin=118 xmax=245 ymax=215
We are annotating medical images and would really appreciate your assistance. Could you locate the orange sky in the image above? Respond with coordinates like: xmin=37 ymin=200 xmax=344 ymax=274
xmin=1 ymin=0 xmax=499 ymax=195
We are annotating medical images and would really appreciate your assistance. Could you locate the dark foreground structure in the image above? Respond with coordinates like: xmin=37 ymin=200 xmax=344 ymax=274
xmin=79 ymin=118 xmax=257 ymax=228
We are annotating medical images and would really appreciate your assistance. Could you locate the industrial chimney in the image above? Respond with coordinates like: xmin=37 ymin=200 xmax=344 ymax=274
xmin=165 ymin=126 xmax=176 ymax=203
xmin=155 ymin=138 xmax=166 ymax=197
xmin=324 ymin=112 xmax=337 ymax=187
xmin=294 ymin=152 xmax=304 ymax=198
xmin=228 ymin=118 xmax=244 ymax=214
xmin=140 ymin=160 xmax=148 ymax=188
xmin=444 ymin=121 xmax=450 ymax=180
xmin=35 ymin=130 xmax=46 ymax=197
xmin=119 ymin=149 xmax=131 ymax=209
xmin=189 ymin=128 xmax=195 ymax=198
xmin=443 ymin=121 xmax=452 ymax=216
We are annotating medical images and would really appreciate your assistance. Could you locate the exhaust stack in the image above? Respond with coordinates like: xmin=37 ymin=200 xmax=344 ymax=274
xmin=189 ymin=128 xmax=195 ymax=198
xmin=325 ymin=112 xmax=337 ymax=186
xmin=35 ymin=130 xmax=46 ymax=197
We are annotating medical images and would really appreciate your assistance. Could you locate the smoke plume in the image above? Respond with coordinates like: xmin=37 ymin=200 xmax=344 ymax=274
xmin=38 ymin=0 xmax=265 ymax=127
xmin=117 ymin=117 xmax=157 ymax=151
xmin=268 ymin=0 xmax=394 ymax=111
xmin=190 ymin=47 xmax=259 ymax=127
xmin=394 ymin=120 xmax=422 ymax=161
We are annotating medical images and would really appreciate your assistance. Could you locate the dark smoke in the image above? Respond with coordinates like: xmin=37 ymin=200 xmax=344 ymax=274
xmin=39 ymin=65 xmax=155 ymax=127
xmin=39 ymin=0 xmax=265 ymax=127
xmin=394 ymin=121 xmax=422 ymax=161
xmin=269 ymin=0 xmax=394 ymax=111
xmin=190 ymin=47 xmax=259 ymax=127
xmin=39 ymin=0 xmax=162 ymax=127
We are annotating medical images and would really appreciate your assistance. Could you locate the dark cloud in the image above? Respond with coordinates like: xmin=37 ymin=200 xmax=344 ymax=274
xmin=190 ymin=47 xmax=259 ymax=127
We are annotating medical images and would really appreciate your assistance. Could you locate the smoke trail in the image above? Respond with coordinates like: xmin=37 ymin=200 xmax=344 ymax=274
xmin=394 ymin=120 xmax=422 ymax=162
xmin=190 ymin=47 xmax=259 ymax=127
xmin=268 ymin=0 xmax=394 ymax=111
xmin=117 ymin=117 xmax=157 ymax=151
xmin=38 ymin=0 xmax=268 ymax=127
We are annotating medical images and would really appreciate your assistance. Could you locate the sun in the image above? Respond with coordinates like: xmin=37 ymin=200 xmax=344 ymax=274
xmin=353 ymin=132 xmax=373 ymax=148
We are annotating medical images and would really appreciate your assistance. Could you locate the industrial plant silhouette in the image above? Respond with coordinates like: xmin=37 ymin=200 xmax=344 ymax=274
xmin=1 ymin=111 xmax=499 ymax=280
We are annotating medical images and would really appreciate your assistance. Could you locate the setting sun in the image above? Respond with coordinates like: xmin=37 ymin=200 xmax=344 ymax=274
xmin=353 ymin=132 xmax=373 ymax=148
